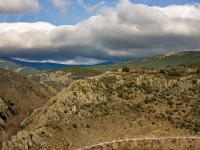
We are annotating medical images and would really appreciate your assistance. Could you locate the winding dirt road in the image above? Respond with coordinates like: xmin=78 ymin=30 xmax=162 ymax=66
xmin=78 ymin=136 xmax=200 ymax=150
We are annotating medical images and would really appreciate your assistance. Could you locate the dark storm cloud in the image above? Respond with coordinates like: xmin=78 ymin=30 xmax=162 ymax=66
xmin=0 ymin=0 xmax=200 ymax=63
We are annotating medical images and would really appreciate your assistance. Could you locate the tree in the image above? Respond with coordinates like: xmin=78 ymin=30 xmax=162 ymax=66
xmin=122 ymin=67 xmax=130 ymax=72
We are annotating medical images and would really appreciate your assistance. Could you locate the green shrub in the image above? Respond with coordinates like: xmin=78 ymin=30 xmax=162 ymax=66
xmin=192 ymin=79 xmax=197 ymax=84
xmin=136 ymin=102 xmax=142 ymax=109
xmin=193 ymin=127 xmax=200 ymax=133
xmin=52 ymin=125 xmax=61 ymax=130
xmin=72 ymin=124 xmax=77 ymax=129
xmin=144 ymin=97 xmax=149 ymax=104
xmin=196 ymin=69 xmax=200 ymax=74
xmin=141 ymin=83 xmax=153 ymax=94
xmin=52 ymin=100 xmax=57 ymax=104
xmin=167 ymin=100 xmax=174 ymax=106
xmin=86 ymin=124 xmax=90 ymax=128
xmin=122 ymin=67 xmax=130 ymax=72
xmin=159 ymin=69 xmax=166 ymax=74
xmin=168 ymin=71 xmax=181 ymax=76
xmin=118 ymin=92 xmax=123 ymax=99
xmin=41 ymin=131 xmax=45 ymax=135
xmin=167 ymin=116 xmax=173 ymax=121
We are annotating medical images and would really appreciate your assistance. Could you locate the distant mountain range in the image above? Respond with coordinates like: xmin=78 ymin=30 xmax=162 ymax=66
xmin=0 ymin=57 xmax=81 ymax=71
xmin=0 ymin=57 xmax=114 ymax=75
xmin=1 ymin=57 xmax=115 ymax=71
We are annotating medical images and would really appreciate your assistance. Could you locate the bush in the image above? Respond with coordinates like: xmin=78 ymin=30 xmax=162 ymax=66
xmin=167 ymin=116 xmax=173 ymax=121
xmin=196 ymin=69 xmax=200 ymax=74
xmin=136 ymin=102 xmax=142 ymax=109
xmin=168 ymin=71 xmax=181 ymax=76
xmin=159 ymin=69 xmax=166 ymax=74
xmin=144 ymin=97 xmax=149 ymax=104
xmin=193 ymin=127 xmax=200 ymax=133
xmin=72 ymin=124 xmax=77 ymax=129
xmin=122 ymin=67 xmax=130 ymax=72
xmin=141 ymin=83 xmax=153 ymax=94
xmin=86 ymin=124 xmax=90 ymax=128
xmin=167 ymin=100 xmax=174 ymax=106
xmin=192 ymin=79 xmax=197 ymax=84
xmin=41 ymin=131 xmax=45 ymax=134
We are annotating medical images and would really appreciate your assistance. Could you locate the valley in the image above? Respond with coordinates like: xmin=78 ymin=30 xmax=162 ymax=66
xmin=1 ymin=0 xmax=200 ymax=149
xmin=0 ymin=51 xmax=200 ymax=150
xmin=2 ymin=65 xmax=200 ymax=149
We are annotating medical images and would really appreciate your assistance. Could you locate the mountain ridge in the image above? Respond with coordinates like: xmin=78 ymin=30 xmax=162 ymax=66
xmin=89 ymin=51 xmax=200 ymax=72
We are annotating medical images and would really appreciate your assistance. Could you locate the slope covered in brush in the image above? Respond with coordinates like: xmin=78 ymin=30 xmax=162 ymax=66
xmin=29 ymin=66 xmax=102 ymax=93
xmin=0 ymin=68 xmax=54 ymax=147
xmin=2 ymin=67 xmax=200 ymax=149
xmin=89 ymin=51 xmax=200 ymax=72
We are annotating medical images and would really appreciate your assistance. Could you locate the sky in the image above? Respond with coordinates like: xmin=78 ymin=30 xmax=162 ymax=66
xmin=0 ymin=0 xmax=200 ymax=64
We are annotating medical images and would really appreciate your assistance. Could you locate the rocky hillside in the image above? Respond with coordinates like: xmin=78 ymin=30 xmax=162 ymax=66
xmin=2 ymin=68 xmax=200 ymax=149
xmin=29 ymin=67 xmax=102 ymax=93
xmin=0 ymin=68 xmax=55 ymax=147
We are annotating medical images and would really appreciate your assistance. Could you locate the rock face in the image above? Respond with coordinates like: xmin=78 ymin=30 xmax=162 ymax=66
xmin=2 ymin=69 xmax=200 ymax=149
xmin=0 ymin=98 xmax=13 ymax=130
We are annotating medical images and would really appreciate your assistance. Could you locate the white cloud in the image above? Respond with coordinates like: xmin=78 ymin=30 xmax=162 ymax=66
xmin=0 ymin=1 xmax=200 ymax=63
xmin=78 ymin=0 xmax=105 ymax=12
xmin=51 ymin=0 xmax=72 ymax=14
xmin=154 ymin=3 xmax=200 ymax=19
xmin=0 ymin=0 xmax=40 ymax=14
xmin=13 ymin=57 xmax=104 ymax=65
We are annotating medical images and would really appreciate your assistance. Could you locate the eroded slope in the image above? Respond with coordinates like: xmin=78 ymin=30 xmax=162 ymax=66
xmin=0 ymin=68 xmax=55 ymax=147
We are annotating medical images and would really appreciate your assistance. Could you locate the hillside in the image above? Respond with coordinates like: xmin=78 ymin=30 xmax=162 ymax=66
xmin=29 ymin=67 xmax=102 ymax=93
xmin=89 ymin=51 xmax=200 ymax=72
xmin=0 ymin=68 xmax=55 ymax=147
xmin=2 ymin=67 xmax=200 ymax=149
xmin=0 ymin=59 xmax=39 ymax=75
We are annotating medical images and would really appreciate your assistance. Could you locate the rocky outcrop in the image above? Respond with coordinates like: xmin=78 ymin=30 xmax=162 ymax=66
xmin=3 ymin=69 xmax=200 ymax=149
xmin=0 ymin=98 xmax=14 ymax=123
